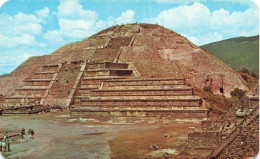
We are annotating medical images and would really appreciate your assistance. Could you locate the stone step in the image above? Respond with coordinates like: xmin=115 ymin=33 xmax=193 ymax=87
xmin=17 ymin=86 xmax=49 ymax=89
xmin=90 ymin=88 xmax=193 ymax=96
xmin=34 ymin=71 xmax=57 ymax=74
xmin=15 ymin=89 xmax=46 ymax=96
xmin=70 ymin=108 xmax=208 ymax=118
xmin=24 ymin=79 xmax=54 ymax=82
xmin=102 ymin=85 xmax=190 ymax=90
xmin=24 ymin=81 xmax=51 ymax=86
xmin=102 ymin=78 xmax=185 ymax=87
xmin=84 ymin=69 xmax=132 ymax=76
xmin=33 ymin=73 xmax=55 ymax=79
xmin=80 ymin=84 xmax=100 ymax=89
xmin=41 ymin=65 xmax=60 ymax=72
xmin=5 ymin=96 xmax=42 ymax=106
xmin=74 ymin=96 xmax=88 ymax=104
xmin=86 ymin=95 xmax=200 ymax=100
xmin=42 ymin=64 xmax=60 ymax=67
xmin=82 ymin=76 xmax=126 ymax=80
xmin=107 ymin=37 xmax=133 ymax=49
xmin=81 ymin=96 xmax=201 ymax=107
xmin=81 ymin=76 xmax=126 ymax=84
xmin=78 ymin=104 xmax=200 ymax=109
xmin=86 ymin=62 xmax=129 ymax=70
xmin=2 ymin=110 xmax=29 ymax=115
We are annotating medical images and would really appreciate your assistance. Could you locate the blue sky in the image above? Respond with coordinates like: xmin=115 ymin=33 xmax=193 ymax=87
xmin=0 ymin=0 xmax=259 ymax=75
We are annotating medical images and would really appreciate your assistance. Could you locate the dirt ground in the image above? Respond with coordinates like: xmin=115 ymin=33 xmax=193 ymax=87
xmin=0 ymin=112 xmax=212 ymax=159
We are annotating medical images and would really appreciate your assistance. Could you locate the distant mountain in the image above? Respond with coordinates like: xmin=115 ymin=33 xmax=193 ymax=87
xmin=200 ymin=35 xmax=259 ymax=74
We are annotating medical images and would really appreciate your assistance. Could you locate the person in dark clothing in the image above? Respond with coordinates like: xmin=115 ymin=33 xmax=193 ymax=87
xmin=0 ymin=140 xmax=2 ymax=152
xmin=3 ymin=141 xmax=6 ymax=152
xmin=7 ymin=139 xmax=10 ymax=152
xmin=28 ymin=129 xmax=32 ymax=139
xmin=21 ymin=128 xmax=25 ymax=139
xmin=31 ymin=130 xmax=35 ymax=138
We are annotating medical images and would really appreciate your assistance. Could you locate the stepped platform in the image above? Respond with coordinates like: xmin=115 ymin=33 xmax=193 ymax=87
xmin=24 ymin=78 xmax=54 ymax=82
xmin=70 ymin=107 xmax=208 ymax=118
xmin=15 ymin=89 xmax=46 ymax=96
xmin=84 ymin=69 xmax=132 ymax=76
xmin=1 ymin=106 xmax=51 ymax=115
xmin=34 ymin=71 xmax=57 ymax=74
xmin=33 ymin=73 xmax=55 ymax=79
xmin=102 ymin=78 xmax=185 ymax=87
xmin=42 ymin=64 xmax=60 ymax=67
xmin=92 ymin=48 xmax=119 ymax=62
xmin=87 ymin=62 xmax=129 ymax=69
xmin=81 ymin=76 xmax=126 ymax=85
xmin=16 ymin=86 xmax=49 ymax=90
xmin=80 ymin=96 xmax=201 ymax=107
xmin=72 ymin=76 xmax=208 ymax=120
xmin=90 ymin=87 xmax=193 ymax=96
xmin=24 ymin=81 xmax=51 ymax=86
xmin=4 ymin=96 xmax=42 ymax=107
xmin=41 ymin=64 xmax=60 ymax=72
xmin=102 ymin=85 xmax=190 ymax=90
xmin=80 ymin=84 xmax=100 ymax=89
xmin=107 ymin=37 xmax=133 ymax=49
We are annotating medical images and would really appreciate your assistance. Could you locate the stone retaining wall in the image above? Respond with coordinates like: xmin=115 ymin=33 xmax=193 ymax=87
xmin=188 ymin=131 xmax=221 ymax=148
xmin=215 ymin=114 xmax=259 ymax=159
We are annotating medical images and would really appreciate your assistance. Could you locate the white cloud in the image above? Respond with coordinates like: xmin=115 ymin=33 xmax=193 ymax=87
xmin=215 ymin=0 xmax=258 ymax=8
xmin=0 ymin=7 xmax=50 ymax=48
xmin=57 ymin=0 xmax=96 ymax=20
xmin=53 ymin=0 xmax=135 ymax=40
xmin=0 ymin=48 xmax=52 ymax=74
xmin=154 ymin=0 xmax=258 ymax=7
xmin=0 ymin=0 xmax=8 ymax=8
xmin=13 ymin=12 xmax=43 ymax=24
xmin=36 ymin=7 xmax=50 ymax=18
xmin=145 ymin=3 xmax=210 ymax=32
xmin=116 ymin=10 xmax=135 ymax=24
xmin=144 ymin=3 xmax=258 ymax=45
xmin=15 ymin=23 xmax=42 ymax=35
xmin=50 ymin=0 xmax=98 ymax=40
xmin=95 ymin=20 xmax=107 ymax=29
xmin=94 ymin=10 xmax=136 ymax=30
xmin=184 ymin=32 xmax=224 ymax=45
xmin=59 ymin=18 xmax=96 ymax=39
xmin=154 ymin=0 xmax=205 ymax=4
xmin=0 ymin=34 xmax=45 ymax=48
xmin=43 ymin=30 xmax=66 ymax=45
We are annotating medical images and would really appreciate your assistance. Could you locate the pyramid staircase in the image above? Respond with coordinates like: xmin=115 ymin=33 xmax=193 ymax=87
xmin=72 ymin=62 xmax=133 ymax=106
xmin=71 ymin=71 xmax=208 ymax=121
xmin=2 ymin=64 xmax=62 ymax=114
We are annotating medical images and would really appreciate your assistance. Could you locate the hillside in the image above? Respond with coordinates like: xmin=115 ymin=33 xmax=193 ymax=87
xmin=200 ymin=35 xmax=259 ymax=73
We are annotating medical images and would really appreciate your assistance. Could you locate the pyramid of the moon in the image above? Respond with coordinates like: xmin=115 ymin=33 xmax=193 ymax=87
xmin=0 ymin=24 xmax=248 ymax=117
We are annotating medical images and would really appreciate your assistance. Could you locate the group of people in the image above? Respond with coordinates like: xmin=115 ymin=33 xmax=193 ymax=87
xmin=21 ymin=128 xmax=35 ymax=139
xmin=0 ymin=132 xmax=11 ymax=152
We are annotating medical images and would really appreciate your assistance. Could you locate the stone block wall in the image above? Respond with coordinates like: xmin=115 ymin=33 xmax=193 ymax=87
xmin=188 ymin=131 xmax=221 ymax=148
xmin=215 ymin=114 xmax=259 ymax=159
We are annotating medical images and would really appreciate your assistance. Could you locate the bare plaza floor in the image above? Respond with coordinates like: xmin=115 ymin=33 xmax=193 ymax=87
xmin=0 ymin=111 xmax=211 ymax=159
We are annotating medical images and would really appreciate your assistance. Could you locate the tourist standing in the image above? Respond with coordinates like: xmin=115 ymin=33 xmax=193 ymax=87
xmin=21 ymin=128 xmax=25 ymax=139
xmin=2 ymin=141 xmax=6 ymax=152
xmin=3 ymin=134 xmax=7 ymax=143
xmin=31 ymin=130 xmax=35 ymax=139
xmin=0 ymin=140 xmax=2 ymax=152
xmin=5 ymin=132 xmax=8 ymax=139
xmin=28 ymin=129 xmax=31 ymax=139
xmin=6 ymin=140 xmax=10 ymax=152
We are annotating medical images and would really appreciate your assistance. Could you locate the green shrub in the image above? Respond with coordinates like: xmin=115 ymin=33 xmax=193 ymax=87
xmin=230 ymin=88 xmax=246 ymax=98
